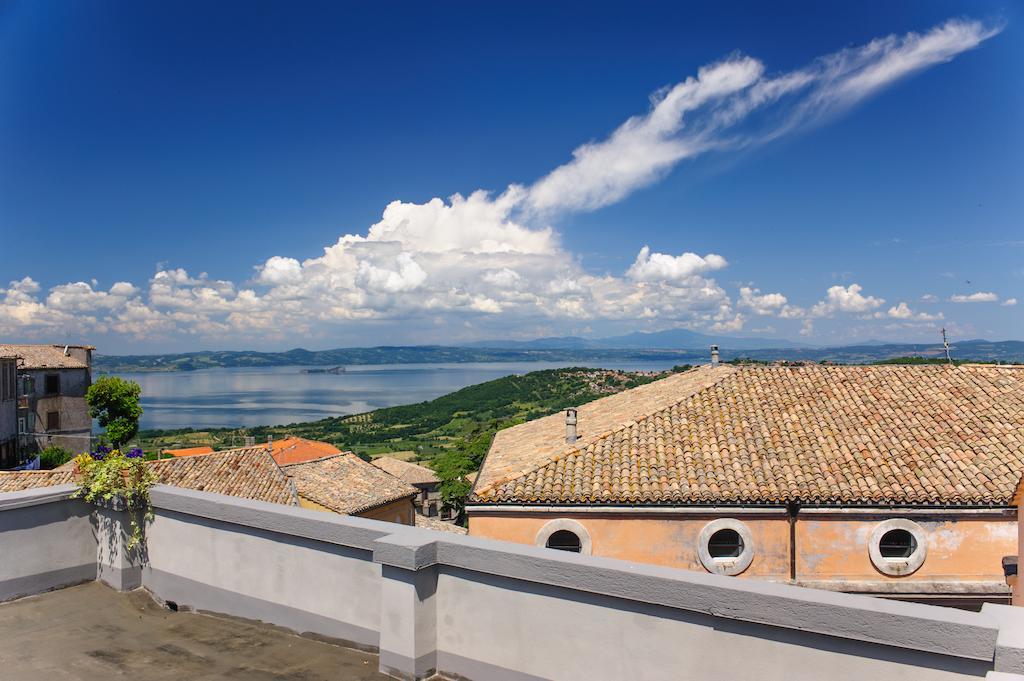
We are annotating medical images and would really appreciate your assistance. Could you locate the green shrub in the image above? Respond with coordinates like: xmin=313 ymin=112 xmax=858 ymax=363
xmin=38 ymin=446 xmax=74 ymax=470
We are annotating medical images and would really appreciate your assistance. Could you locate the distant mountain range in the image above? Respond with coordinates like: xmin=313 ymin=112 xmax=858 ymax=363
xmin=467 ymin=328 xmax=815 ymax=350
xmin=93 ymin=338 xmax=1024 ymax=372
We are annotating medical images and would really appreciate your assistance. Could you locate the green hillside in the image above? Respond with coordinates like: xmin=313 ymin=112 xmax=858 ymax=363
xmin=137 ymin=366 xmax=683 ymax=463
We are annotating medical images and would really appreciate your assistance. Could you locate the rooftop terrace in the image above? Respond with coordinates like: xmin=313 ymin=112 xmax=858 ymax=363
xmin=0 ymin=582 xmax=387 ymax=681
xmin=2 ymin=483 xmax=1024 ymax=680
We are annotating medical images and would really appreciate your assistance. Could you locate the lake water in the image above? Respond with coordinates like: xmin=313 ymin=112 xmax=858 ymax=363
xmin=114 ymin=361 xmax=681 ymax=431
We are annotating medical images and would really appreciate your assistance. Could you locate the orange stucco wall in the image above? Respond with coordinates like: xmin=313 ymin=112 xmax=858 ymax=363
xmin=795 ymin=514 xmax=1016 ymax=588
xmin=469 ymin=512 xmax=791 ymax=579
xmin=469 ymin=509 xmax=1017 ymax=595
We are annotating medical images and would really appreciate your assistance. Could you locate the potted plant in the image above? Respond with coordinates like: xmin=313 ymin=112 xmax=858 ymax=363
xmin=72 ymin=447 xmax=156 ymax=549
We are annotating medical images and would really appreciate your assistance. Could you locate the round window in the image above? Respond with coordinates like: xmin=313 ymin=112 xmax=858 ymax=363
xmin=546 ymin=530 xmax=582 ymax=553
xmin=878 ymin=529 xmax=916 ymax=558
xmin=698 ymin=519 xmax=754 ymax=576
xmin=869 ymin=519 xmax=927 ymax=576
xmin=707 ymin=529 xmax=744 ymax=558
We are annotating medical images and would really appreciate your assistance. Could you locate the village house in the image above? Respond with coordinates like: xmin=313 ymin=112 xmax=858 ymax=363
xmin=283 ymin=453 xmax=420 ymax=524
xmin=267 ymin=435 xmax=342 ymax=465
xmin=371 ymin=456 xmax=447 ymax=518
xmin=467 ymin=361 xmax=1024 ymax=609
xmin=0 ymin=355 xmax=17 ymax=467
xmin=0 ymin=344 xmax=93 ymax=455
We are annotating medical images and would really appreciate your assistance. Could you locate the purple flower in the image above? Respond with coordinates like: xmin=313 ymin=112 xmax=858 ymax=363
xmin=91 ymin=449 xmax=107 ymax=461
xmin=127 ymin=448 xmax=144 ymax=459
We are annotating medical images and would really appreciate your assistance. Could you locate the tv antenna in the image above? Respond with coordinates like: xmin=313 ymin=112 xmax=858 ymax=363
xmin=941 ymin=328 xmax=952 ymax=365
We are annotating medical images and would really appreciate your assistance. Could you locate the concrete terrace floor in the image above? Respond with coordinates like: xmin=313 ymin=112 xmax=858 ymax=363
xmin=0 ymin=582 xmax=391 ymax=680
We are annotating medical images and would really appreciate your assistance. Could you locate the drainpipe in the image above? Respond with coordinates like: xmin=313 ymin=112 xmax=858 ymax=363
xmin=787 ymin=501 xmax=800 ymax=583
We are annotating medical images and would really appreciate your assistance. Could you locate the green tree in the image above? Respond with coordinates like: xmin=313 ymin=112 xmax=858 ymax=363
xmin=38 ymin=445 xmax=74 ymax=469
xmin=86 ymin=376 xmax=143 ymax=448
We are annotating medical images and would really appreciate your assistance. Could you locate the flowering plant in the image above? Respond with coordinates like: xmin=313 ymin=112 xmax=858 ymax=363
xmin=72 ymin=448 xmax=156 ymax=549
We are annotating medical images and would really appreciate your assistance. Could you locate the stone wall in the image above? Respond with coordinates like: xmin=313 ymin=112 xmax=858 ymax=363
xmin=3 ymin=484 xmax=1024 ymax=681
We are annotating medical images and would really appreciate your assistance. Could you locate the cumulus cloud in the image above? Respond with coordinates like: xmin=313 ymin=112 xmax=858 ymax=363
xmin=950 ymin=292 xmax=999 ymax=303
xmin=626 ymin=247 xmax=728 ymax=285
xmin=1003 ymin=298 xmax=1018 ymax=307
xmin=738 ymin=286 xmax=788 ymax=315
xmin=811 ymin=284 xmax=885 ymax=316
xmin=886 ymin=302 xmax=943 ymax=321
xmin=1 ymin=18 xmax=996 ymax=345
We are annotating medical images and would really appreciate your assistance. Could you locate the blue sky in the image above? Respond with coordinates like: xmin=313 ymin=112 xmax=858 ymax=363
xmin=1 ymin=1 xmax=1020 ymax=353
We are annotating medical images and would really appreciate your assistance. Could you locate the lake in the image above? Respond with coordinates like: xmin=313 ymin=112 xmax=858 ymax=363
xmin=114 ymin=361 xmax=682 ymax=431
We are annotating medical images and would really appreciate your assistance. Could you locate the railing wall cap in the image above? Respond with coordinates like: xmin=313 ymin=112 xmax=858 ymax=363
xmin=141 ymin=484 xmax=1002 ymax=662
xmin=0 ymin=484 xmax=78 ymax=511
xmin=149 ymin=484 xmax=396 ymax=552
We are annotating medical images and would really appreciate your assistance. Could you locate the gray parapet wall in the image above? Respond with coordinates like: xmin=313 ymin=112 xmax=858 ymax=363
xmin=3 ymin=483 xmax=1024 ymax=681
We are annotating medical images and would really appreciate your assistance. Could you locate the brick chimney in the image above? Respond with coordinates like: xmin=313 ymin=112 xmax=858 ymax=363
xmin=565 ymin=409 xmax=578 ymax=445
xmin=711 ymin=344 xmax=720 ymax=368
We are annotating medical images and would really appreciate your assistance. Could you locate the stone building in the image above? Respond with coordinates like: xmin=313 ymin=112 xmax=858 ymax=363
xmin=467 ymin=363 xmax=1024 ymax=609
xmin=371 ymin=456 xmax=447 ymax=518
xmin=0 ymin=355 xmax=17 ymax=467
xmin=283 ymin=453 xmax=419 ymax=524
xmin=0 ymin=344 xmax=93 ymax=455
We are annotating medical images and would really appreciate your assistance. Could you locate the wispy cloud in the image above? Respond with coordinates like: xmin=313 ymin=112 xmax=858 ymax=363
xmin=0 ymin=18 xmax=999 ymax=346
xmin=950 ymin=292 xmax=999 ymax=303
xmin=524 ymin=18 xmax=999 ymax=215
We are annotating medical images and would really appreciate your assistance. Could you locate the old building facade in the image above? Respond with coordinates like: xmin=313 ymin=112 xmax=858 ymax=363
xmin=0 ymin=345 xmax=93 ymax=455
xmin=468 ymin=364 xmax=1024 ymax=609
xmin=0 ymin=356 xmax=17 ymax=467
xmin=371 ymin=456 xmax=448 ymax=518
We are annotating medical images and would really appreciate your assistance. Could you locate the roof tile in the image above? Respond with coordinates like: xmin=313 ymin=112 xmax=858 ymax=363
xmin=473 ymin=365 xmax=1024 ymax=506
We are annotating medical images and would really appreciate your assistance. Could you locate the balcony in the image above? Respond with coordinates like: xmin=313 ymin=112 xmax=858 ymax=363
xmin=1 ymin=484 xmax=1023 ymax=680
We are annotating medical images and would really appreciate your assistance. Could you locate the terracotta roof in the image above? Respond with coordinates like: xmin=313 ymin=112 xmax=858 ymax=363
xmin=2 ymin=448 xmax=297 ymax=506
xmin=371 ymin=456 xmax=440 ymax=485
xmin=474 ymin=365 xmax=734 ymax=495
xmin=284 ymin=454 xmax=418 ymax=515
xmin=150 ymin=447 xmax=298 ymax=505
xmin=0 ymin=470 xmax=74 ymax=493
xmin=0 ymin=344 xmax=90 ymax=369
xmin=472 ymin=365 xmax=1024 ymax=507
xmin=269 ymin=437 xmax=342 ymax=465
xmin=415 ymin=515 xmax=468 ymax=534
xmin=164 ymin=446 xmax=214 ymax=457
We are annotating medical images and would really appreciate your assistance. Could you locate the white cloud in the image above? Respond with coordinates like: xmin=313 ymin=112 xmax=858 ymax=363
xmin=525 ymin=18 xmax=998 ymax=216
xmin=887 ymin=302 xmax=943 ymax=321
xmin=920 ymin=293 xmax=939 ymax=303
xmin=1003 ymin=298 xmax=1018 ymax=307
xmin=355 ymin=253 xmax=428 ymax=294
xmin=950 ymin=291 xmax=999 ymax=303
xmin=738 ymin=286 xmax=787 ymax=315
xmin=1 ymin=18 xmax=997 ymax=346
xmin=626 ymin=247 xmax=727 ymax=285
xmin=811 ymin=284 xmax=885 ymax=316
xmin=257 ymin=256 xmax=303 ymax=285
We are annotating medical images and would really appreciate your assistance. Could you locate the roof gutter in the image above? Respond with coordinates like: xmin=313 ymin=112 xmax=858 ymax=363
xmin=466 ymin=503 xmax=1015 ymax=516
xmin=465 ymin=504 xmax=787 ymax=516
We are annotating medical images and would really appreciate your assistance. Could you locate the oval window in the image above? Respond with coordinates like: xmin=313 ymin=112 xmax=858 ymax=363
xmin=546 ymin=529 xmax=582 ymax=553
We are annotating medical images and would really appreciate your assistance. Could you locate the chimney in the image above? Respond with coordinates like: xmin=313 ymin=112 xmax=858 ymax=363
xmin=565 ymin=409 xmax=578 ymax=445
xmin=710 ymin=344 xmax=720 ymax=368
